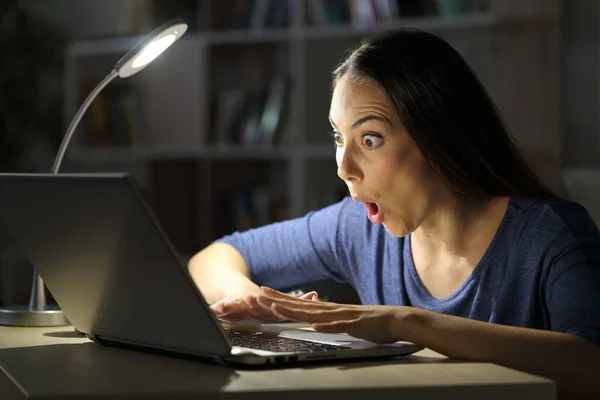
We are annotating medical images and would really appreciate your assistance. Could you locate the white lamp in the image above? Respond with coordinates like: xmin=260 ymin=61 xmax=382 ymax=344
xmin=0 ymin=18 xmax=188 ymax=327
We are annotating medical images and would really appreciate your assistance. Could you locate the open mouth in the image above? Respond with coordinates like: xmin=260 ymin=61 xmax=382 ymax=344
xmin=363 ymin=202 xmax=383 ymax=224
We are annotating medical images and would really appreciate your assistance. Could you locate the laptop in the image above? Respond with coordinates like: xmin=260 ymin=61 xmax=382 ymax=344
xmin=0 ymin=173 xmax=422 ymax=366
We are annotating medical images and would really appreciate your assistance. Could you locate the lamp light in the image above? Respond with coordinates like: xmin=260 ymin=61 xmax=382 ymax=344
xmin=0 ymin=18 xmax=188 ymax=327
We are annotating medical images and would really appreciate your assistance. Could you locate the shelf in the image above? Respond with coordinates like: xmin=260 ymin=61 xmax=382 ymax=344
xmin=65 ymin=12 xmax=498 ymax=57
xmin=67 ymin=144 xmax=340 ymax=162
xmin=301 ymin=12 xmax=497 ymax=40
xmin=204 ymin=28 xmax=293 ymax=45
xmin=64 ymin=11 xmax=554 ymax=59
xmin=68 ymin=144 xmax=297 ymax=162
xmin=66 ymin=29 xmax=291 ymax=58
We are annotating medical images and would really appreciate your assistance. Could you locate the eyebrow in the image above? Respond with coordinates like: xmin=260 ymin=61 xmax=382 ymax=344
xmin=329 ymin=115 xmax=391 ymax=129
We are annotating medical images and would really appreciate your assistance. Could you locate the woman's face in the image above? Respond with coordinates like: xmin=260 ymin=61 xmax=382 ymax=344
xmin=329 ymin=75 xmax=441 ymax=237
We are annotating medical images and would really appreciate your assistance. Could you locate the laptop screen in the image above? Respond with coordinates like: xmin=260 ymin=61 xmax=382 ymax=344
xmin=0 ymin=173 xmax=230 ymax=356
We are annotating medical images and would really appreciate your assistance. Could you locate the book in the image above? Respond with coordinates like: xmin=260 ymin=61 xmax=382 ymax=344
xmin=258 ymin=76 xmax=290 ymax=145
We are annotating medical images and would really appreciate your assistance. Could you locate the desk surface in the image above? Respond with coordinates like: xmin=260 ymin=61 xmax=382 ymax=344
xmin=0 ymin=325 xmax=555 ymax=400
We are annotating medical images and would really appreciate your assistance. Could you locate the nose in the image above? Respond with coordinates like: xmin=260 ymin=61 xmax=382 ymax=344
xmin=336 ymin=145 xmax=363 ymax=183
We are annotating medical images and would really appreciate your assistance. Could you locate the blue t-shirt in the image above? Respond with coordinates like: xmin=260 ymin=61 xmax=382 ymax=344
xmin=217 ymin=196 xmax=600 ymax=346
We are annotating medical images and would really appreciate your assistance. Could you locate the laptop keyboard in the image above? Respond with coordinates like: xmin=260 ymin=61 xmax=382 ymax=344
xmin=226 ymin=330 xmax=351 ymax=353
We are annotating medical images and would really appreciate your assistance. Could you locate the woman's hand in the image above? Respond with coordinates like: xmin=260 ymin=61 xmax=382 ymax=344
xmin=210 ymin=288 xmax=320 ymax=323
xmin=257 ymin=286 xmax=414 ymax=344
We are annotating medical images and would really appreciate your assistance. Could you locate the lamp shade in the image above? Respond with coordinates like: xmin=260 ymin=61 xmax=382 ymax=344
xmin=115 ymin=17 xmax=188 ymax=78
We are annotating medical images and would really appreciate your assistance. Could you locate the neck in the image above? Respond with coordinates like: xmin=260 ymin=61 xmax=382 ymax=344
xmin=411 ymin=192 xmax=510 ymax=262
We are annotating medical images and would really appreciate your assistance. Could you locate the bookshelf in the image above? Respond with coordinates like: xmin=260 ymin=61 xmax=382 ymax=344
xmin=63 ymin=0 xmax=562 ymax=256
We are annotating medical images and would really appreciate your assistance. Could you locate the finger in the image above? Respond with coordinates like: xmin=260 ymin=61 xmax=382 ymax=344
xmin=218 ymin=297 xmax=246 ymax=314
xmin=211 ymin=301 xmax=238 ymax=315
xmin=244 ymin=294 xmax=268 ymax=310
xmin=244 ymin=295 xmax=294 ymax=322
xmin=213 ymin=294 xmax=242 ymax=306
xmin=212 ymin=297 xmax=255 ymax=319
xmin=262 ymin=286 xmax=320 ymax=303
xmin=270 ymin=303 xmax=355 ymax=323
xmin=243 ymin=294 xmax=257 ymax=308
xmin=256 ymin=294 xmax=315 ymax=311
xmin=210 ymin=303 xmax=225 ymax=314
xmin=261 ymin=286 xmax=314 ymax=301
xmin=256 ymin=294 xmax=333 ymax=311
xmin=244 ymin=294 xmax=281 ymax=317
xmin=212 ymin=294 xmax=285 ymax=323
xmin=212 ymin=295 xmax=243 ymax=311
xmin=243 ymin=295 xmax=285 ymax=321
xmin=210 ymin=296 xmax=232 ymax=314
xmin=216 ymin=304 xmax=284 ymax=323
xmin=299 ymin=291 xmax=320 ymax=301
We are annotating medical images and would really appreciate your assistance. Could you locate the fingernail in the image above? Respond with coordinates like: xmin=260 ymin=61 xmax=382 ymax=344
xmin=256 ymin=294 xmax=270 ymax=306
xmin=212 ymin=303 xmax=224 ymax=313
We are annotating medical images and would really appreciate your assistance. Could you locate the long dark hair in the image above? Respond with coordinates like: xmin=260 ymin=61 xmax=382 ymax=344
xmin=332 ymin=29 xmax=554 ymax=199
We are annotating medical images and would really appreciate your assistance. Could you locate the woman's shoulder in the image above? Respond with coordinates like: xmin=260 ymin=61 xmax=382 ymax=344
xmin=317 ymin=196 xmax=393 ymax=246
xmin=508 ymin=195 xmax=600 ymax=244
xmin=309 ymin=196 xmax=365 ymax=224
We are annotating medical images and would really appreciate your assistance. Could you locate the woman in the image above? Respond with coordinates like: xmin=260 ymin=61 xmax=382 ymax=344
xmin=189 ymin=29 xmax=600 ymax=398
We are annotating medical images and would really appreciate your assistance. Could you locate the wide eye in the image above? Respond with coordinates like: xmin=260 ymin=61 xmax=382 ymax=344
xmin=362 ymin=133 xmax=382 ymax=149
xmin=332 ymin=131 xmax=343 ymax=147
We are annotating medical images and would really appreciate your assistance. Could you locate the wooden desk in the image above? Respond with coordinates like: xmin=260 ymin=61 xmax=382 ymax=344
xmin=0 ymin=325 xmax=555 ymax=400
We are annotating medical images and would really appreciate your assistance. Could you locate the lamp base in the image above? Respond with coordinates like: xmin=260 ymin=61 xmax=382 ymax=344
xmin=0 ymin=305 xmax=70 ymax=327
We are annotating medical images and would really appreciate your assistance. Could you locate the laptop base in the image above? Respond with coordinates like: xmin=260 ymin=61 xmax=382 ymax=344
xmin=90 ymin=332 xmax=419 ymax=369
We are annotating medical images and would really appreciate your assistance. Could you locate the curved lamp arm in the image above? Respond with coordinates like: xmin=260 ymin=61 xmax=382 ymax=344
xmin=51 ymin=69 xmax=119 ymax=174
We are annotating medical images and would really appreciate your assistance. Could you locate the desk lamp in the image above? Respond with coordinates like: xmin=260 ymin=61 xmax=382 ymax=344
xmin=0 ymin=18 xmax=188 ymax=327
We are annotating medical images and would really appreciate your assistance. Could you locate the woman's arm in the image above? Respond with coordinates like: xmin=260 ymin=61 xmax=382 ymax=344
xmin=256 ymin=287 xmax=600 ymax=399
xmin=188 ymin=243 xmax=321 ymax=322
xmin=188 ymin=198 xmax=356 ymax=306
xmin=188 ymin=242 xmax=258 ymax=305
xmin=406 ymin=308 xmax=600 ymax=399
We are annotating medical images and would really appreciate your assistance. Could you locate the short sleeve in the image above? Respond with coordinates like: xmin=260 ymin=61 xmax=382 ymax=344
xmin=546 ymin=240 xmax=600 ymax=346
xmin=215 ymin=198 xmax=355 ymax=291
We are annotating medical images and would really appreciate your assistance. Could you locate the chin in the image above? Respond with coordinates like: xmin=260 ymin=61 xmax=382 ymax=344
xmin=381 ymin=221 xmax=412 ymax=238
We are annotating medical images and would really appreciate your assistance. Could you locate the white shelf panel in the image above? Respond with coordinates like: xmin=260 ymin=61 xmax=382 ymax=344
xmin=68 ymin=145 xmax=295 ymax=162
